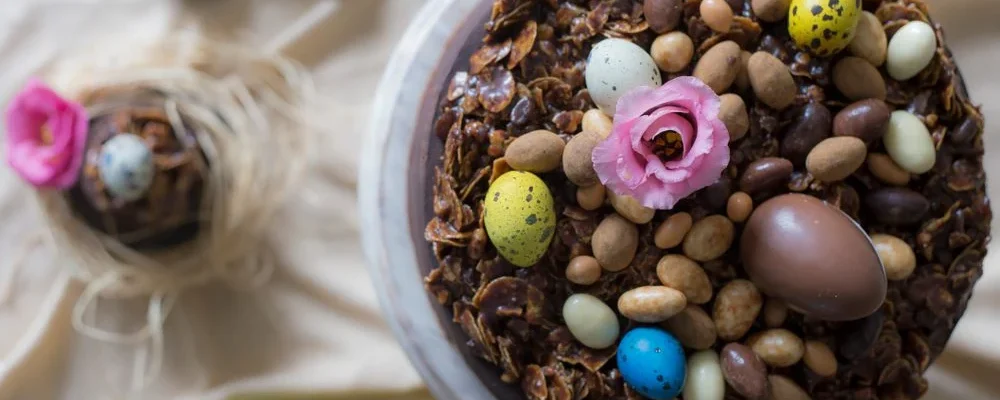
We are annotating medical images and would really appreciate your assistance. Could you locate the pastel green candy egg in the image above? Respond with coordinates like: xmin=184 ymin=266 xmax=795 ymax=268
xmin=484 ymin=171 xmax=556 ymax=267
xmin=788 ymin=0 xmax=861 ymax=57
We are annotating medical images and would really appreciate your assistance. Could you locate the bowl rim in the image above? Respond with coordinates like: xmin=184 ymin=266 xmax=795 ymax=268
xmin=358 ymin=1 xmax=498 ymax=399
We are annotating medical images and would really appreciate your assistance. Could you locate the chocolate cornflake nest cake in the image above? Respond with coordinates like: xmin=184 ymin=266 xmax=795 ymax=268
xmin=424 ymin=0 xmax=989 ymax=399
xmin=68 ymin=91 xmax=208 ymax=250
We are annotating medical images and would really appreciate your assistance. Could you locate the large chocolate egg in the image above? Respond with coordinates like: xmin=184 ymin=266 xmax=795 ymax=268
xmin=740 ymin=194 xmax=886 ymax=321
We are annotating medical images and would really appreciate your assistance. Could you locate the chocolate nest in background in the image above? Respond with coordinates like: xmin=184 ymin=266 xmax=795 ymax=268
xmin=424 ymin=0 xmax=989 ymax=399
xmin=67 ymin=99 xmax=209 ymax=251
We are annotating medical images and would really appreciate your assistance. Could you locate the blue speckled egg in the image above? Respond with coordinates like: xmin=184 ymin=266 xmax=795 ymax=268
xmin=617 ymin=327 xmax=686 ymax=400
xmin=98 ymin=133 xmax=154 ymax=202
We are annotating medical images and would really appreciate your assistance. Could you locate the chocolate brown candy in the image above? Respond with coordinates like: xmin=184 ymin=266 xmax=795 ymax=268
xmin=741 ymin=194 xmax=887 ymax=321
xmin=781 ymin=102 xmax=832 ymax=165
xmin=833 ymin=99 xmax=892 ymax=144
xmin=644 ymin=0 xmax=683 ymax=33
xmin=837 ymin=308 xmax=885 ymax=360
xmin=951 ymin=116 xmax=980 ymax=144
xmin=865 ymin=187 xmax=931 ymax=226
xmin=739 ymin=157 xmax=793 ymax=194
xmin=721 ymin=343 xmax=769 ymax=400
xmin=701 ymin=177 xmax=733 ymax=211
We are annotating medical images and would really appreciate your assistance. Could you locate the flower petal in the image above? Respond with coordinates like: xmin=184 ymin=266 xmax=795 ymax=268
xmin=593 ymin=132 xmax=646 ymax=190
xmin=613 ymin=85 xmax=670 ymax=122
xmin=597 ymin=75 xmax=731 ymax=211
xmin=4 ymin=78 xmax=89 ymax=189
xmin=632 ymin=178 xmax=681 ymax=210
xmin=644 ymin=152 xmax=690 ymax=183
xmin=49 ymin=102 xmax=89 ymax=188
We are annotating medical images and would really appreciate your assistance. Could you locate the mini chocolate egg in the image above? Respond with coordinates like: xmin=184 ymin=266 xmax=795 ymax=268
xmin=788 ymin=0 xmax=861 ymax=57
xmin=740 ymin=193 xmax=886 ymax=321
xmin=98 ymin=133 xmax=155 ymax=202
xmin=484 ymin=171 xmax=556 ymax=267
xmin=585 ymin=38 xmax=662 ymax=115
xmin=618 ymin=327 xmax=686 ymax=400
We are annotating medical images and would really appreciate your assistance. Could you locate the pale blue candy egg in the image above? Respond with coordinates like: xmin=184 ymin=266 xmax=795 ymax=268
xmin=98 ymin=133 xmax=154 ymax=202
xmin=617 ymin=326 xmax=686 ymax=400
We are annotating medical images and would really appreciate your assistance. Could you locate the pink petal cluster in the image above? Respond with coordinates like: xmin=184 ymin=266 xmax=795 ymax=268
xmin=4 ymin=79 xmax=88 ymax=189
xmin=591 ymin=76 xmax=730 ymax=210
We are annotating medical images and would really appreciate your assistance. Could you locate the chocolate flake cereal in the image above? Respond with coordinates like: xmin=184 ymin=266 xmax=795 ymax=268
xmin=424 ymin=0 xmax=989 ymax=398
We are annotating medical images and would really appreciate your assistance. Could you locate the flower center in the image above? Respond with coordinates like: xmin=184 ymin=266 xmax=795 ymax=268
xmin=39 ymin=125 xmax=67 ymax=166
xmin=651 ymin=130 xmax=684 ymax=162
xmin=40 ymin=125 xmax=53 ymax=145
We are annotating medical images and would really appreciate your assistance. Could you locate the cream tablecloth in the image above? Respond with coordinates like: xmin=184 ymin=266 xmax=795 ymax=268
xmin=0 ymin=0 xmax=996 ymax=399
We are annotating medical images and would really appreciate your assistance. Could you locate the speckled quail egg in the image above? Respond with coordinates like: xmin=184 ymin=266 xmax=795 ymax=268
xmin=585 ymin=38 xmax=662 ymax=115
xmin=788 ymin=0 xmax=861 ymax=57
xmin=98 ymin=133 xmax=155 ymax=202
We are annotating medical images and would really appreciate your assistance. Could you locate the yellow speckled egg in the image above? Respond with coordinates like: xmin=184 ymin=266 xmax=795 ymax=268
xmin=788 ymin=0 xmax=861 ymax=57
xmin=484 ymin=171 xmax=557 ymax=267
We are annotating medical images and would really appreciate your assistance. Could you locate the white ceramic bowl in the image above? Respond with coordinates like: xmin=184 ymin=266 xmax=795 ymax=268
xmin=359 ymin=0 xmax=516 ymax=399
xmin=358 ymin=1 xmax=980 ymax=399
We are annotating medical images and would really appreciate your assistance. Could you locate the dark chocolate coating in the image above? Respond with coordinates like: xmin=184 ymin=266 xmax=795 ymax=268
xmin=740 ymin=193 xmax=887 ymax=321
xmin=67 ymin=93 xmax=207 ymax=251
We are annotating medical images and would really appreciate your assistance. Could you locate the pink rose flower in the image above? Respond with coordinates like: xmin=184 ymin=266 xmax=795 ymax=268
xmin=591 ymin=76 xmax=730 ymax=210
xmin=4 ymin=78 xmax=88 ymax=189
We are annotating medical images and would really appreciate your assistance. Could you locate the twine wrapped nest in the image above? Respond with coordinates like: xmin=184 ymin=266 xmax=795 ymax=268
xmin=6 ymin=33 xmax=320 ymax=389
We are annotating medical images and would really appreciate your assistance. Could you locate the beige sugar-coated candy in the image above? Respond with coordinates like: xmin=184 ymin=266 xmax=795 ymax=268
xmin=871 ymin=233 xmax=916 ymax=280
xmin=576 ymin=184 xmax=606 ymax=210
xmin=833 ymin=56 xmax=887 ymax=101
xmin=566 ymin=255 xmax=602 ymax=285
xmin=734 ymin=51 xmax=752 ymax=91
xmin=651 ymin=31 xmax=695 ymax=73
xmin=563 ymin=130 xmax=603 ymax=186
xmin=591 ymin=213 xmax=639 ymax=271
xmin=768 ymin=375 xmax=811 ymax=400
xmin=701 ymin=0 xmax=734 ymax=33
xmin=504 ymin=129 xmax=565 ymax=173
xmin=608 ymin=191 xmax=655 ymax=224
xmin=803 ymin=340 xmax=838 ymax=377
xmin=748 ymin=328 xmax=804 ymax=368
xmin=727 ymin=191 xmax=753 ymax=223
xmin=713 ymin=279 xmax=763 ymax=341
xmin=866 ymin=153 xmax=911 ymax=186
xmin=664 ymin=305 xmax=718 ymax=350
xmin=654 ymin=212 xmax=693 ymax=249
xmin=805 ymin=136 xmax=867 ymax=182
xmin=751 ymin=0 xmax=791 ymax=22
xmin=747 ymin=52 xmax=796 ymax=110
xmin=618 ymin=285 xmax=687 ymax=323
xmin=683 ymin=215 xmax=735 ymax=261
xmin=693 ymin=41 xmax=742 ymax=94
xmin=582 ymin=109 xmax=613 ymax=139
xmin=849 ymin=11 xmax=888 ymax=66
xmin=656 ymin=254 xmax=713 ymax=304
xmin=719 ymin=94 xmax=750 ymax=142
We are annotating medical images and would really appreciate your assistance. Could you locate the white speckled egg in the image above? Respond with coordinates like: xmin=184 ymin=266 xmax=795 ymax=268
xmin=586 ymin=38 xmax=662 ymax=115
xmin=98 ymin=133 xmax=154 ymax=202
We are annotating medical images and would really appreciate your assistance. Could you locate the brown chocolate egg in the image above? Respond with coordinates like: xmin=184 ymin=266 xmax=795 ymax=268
xmin=740 ymin=193 xmax=886 ymax=321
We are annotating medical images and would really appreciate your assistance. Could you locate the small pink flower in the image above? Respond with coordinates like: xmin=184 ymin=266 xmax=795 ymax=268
xmin=591 ymin=76 xmax=730 ymax=210
xmin=4 ymin=78 xmax=88 ymax=189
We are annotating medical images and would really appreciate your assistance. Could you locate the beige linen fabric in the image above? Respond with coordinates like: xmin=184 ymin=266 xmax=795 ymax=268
xmin=0 ymin=0 xmax=996 ymax=399
xmin=0 ymin=1 xmax=432 ymax=399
